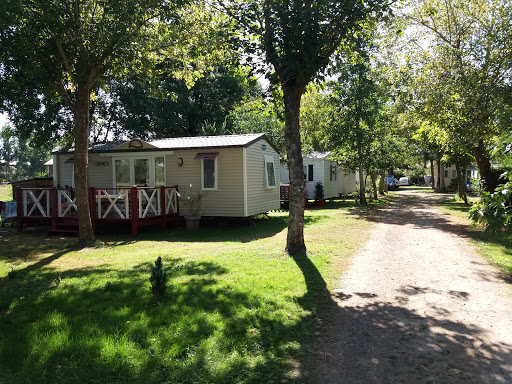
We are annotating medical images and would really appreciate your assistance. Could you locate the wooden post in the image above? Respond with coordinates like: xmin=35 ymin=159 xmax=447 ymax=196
xmin=160 ymin=186 xmax=166 ymax=230
xmin=51 ymin=188 xmax=58 ymax=231
xmin=175 ymin=186 xmax=180 ymax=225
xmin=131 ymin=187 xmax=138 ymax=236
xmin=16 ymin=188 xmax=23 ymax=232
xmin=89 ymin=187 xmax=97 ymax=234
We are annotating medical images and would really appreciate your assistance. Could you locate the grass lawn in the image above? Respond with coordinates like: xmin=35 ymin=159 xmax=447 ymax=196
xmin=437 ymin=197 xmax=512 ymax=276
xmin=0 ymin=198 xmax=383 ymax=384
xmin=0 ymin=184 xmax=14 ymax=226
xmin=0 ymin=183 xmax=12 ymax=202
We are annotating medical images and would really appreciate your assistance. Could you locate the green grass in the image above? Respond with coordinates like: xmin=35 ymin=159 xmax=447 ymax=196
xmin=0 ymin=200 xmax=377 ymax=384
xmin=0 ymin=184 xmax=12 ymax=201
xmin=437 ymin=197 xmax=512 ymax=276
xmin=0 ymin=184 xmax=14 ymax=226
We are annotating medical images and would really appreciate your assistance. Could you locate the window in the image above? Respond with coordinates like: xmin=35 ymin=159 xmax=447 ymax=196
xmin=134 ymin=159 xmax=149 ymax=186
xmin=308 ymin=164 xmax=314 ymax=181
xmin=330 ymin=164 xmax=337 ymax=181
xmin=452 ymin=169 xmax=457 ymax=178
xmin=264 ymin=155 xmax=276 ymax=188
xmin=444 ymin=170 xmax=448 ymax=178
xmin=115 ymin=159 xmax=130 ymax=187
xmin=113 ymin=157 xmax=165 ymax=188
xmin=202 ymin=158 xmax=217 ymax=190
xmin=155 ymin=157 xmax=165 ymax=187
xmin=303 ymin=166 xmax=307 ymax=180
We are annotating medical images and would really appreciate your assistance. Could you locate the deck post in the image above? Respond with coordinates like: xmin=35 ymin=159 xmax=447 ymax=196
xmin=89 ymin=187 xmax=97 ymax=234
xmin=51 ymin=188 xmax=58 ymax=231
xmin=130 ymin=187 xmax=138 ymax=236
xmin=160 ymin=186 xmax=167 ymax=230
xmin=16 ymin=188 xmax=23 ymax=232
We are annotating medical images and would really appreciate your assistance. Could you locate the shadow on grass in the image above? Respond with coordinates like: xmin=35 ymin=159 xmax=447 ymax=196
xmin=0 ymin=255 xmax=317 ymax=384
xmin=1 ymin=237 xmax=511 ymax=383
xmin=94 ymin=212 xmax=328 ymax=245
xmin=289 ymin=251 xmax=512 ymax=383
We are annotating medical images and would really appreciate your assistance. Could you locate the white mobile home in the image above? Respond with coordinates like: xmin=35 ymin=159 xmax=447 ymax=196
xmin=280 ymin=152 xmax=339 ymax=199
xmin=337 ymin=170 xmax=358 ymax=195
xmin=52 ymin=133 xmax=280 ymax=217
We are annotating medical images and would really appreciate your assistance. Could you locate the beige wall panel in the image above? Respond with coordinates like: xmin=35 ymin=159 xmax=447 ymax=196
xmin=165 ymin=148 xmax=245 ymax=217
xmin=323 ymin=161 xmax=338 ymax=199
xmin=87 ymin=153 xmax=113 ymax=188
xmin=245 ymin=139 xmax=280 ymax=215
xmin=337 ymin=170 xmax=357 ymax=194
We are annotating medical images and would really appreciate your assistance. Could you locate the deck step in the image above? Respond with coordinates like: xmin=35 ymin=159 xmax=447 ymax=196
xmin=49 ymin=228 xmax=79 ymax=235
xmin=49 ymin=219 xmax=79 ymax=235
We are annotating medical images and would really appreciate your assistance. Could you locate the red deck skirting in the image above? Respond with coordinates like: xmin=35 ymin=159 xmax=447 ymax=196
xmin=16 ymin=186 xmax=180 ymax=236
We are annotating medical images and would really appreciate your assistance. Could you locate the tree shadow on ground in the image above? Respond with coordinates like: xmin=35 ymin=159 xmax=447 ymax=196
xmin=0 ymin=255 xmax=319 ymax=384
xmin=350 ymin=191 xmax=475 ymax=237
xmin=95 ymin=214 xmax=326 ymax=245
xmin=290 ymin=251 xmax=512 ymax=384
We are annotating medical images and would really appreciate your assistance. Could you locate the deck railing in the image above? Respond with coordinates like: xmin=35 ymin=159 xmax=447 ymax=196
xmin=16 ymin=186 xmax=179 ymax=236
xmin=22 ymin=188 xmax=51 ymax=217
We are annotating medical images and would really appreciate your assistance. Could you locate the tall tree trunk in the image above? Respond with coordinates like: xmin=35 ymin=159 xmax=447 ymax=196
xmin=430 ymin=159 xmax=435 ymax=189
xmin=456 ymin=164 xmax=469 ymax=205
xmin=378 ymin=169 xmax=386 ymax=195
xmin=436 ymin=159 xmax=441 ymax=192
xmin=473 ymin=139 xmax=498 ymax=192
xmin=74 ymin=84 xmax=94 ymax=242
xmin=358 ymin=165 xmax=367 ymax=205
xmin=282 ymin=84 xmax=306 ymax=255
xmin=370 ymin=173 xmax=378 ymax=200
xmin=440 ymin=161 xmax=446 ymax=191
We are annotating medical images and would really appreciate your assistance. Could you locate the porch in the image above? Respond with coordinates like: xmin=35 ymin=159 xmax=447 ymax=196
xmin=16 ymin=186 xmax=179 ymax=236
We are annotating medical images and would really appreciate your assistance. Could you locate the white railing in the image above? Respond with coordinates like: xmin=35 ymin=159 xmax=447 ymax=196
xmin=57 ymin=189 xmax=77 ymax=217
xmin=96 ymin=189 xmax=129 ymax=219
xmin=165 ymin=188 xmax=178 ymax=214
xmin=23 ymin=189 xmax=50 ymax=217
xmin=138 ymin=188 xmax=161 ymax=218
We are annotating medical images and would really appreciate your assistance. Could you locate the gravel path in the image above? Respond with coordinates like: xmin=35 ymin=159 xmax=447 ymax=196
xmin=306 ymin=189 xmax=512 ymax=384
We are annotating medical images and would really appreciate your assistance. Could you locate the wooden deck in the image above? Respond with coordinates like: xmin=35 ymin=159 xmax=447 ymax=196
xmin=16 ymin=186 xmax=179 ymax=236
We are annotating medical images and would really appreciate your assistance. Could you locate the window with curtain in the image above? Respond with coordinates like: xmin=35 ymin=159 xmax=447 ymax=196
xmin=203 ymin=159 xmax=216 ymax=189
xmin=264 ymin=155 xmax=276 ymax=188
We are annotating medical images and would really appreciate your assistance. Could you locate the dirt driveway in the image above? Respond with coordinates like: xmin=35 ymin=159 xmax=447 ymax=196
xmin=305 ymin=189 xmax=512 ymax=384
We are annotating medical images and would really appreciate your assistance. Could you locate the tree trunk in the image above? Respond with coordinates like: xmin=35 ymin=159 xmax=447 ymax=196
xmin=473 ymin=139 xmax=498 ymax=192
xmin=378 ymin=169 xmax=386 ymax=195
xmin=358 ymin=165 xmax=367 ymax=205
xmin=430 ymin=159 xmax=435 ymax=189
xmin=456 ymin=164 xmax=468 ymax=205
xmin=282 ymin=84 xmax=306 ymax=255
xmin=440 ymin=161 xmax=446 ymax=191
xmin=370 ymin=173 xmax=378 ymax=200
xmin=436 ymin=159 xmax=441 ymax=192
xmin=74 ymin=84 xmax=94 ymax=242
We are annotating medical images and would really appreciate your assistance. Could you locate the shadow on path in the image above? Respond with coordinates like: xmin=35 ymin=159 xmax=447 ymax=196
xmin=293 ymin=190 xmax=512 ymax=383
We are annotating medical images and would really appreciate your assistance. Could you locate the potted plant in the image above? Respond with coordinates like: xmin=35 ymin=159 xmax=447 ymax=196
xmin=314 ymin=181 xmax=325 ymax=206
xmin=180 ymin=184 xmax=206 ymax=233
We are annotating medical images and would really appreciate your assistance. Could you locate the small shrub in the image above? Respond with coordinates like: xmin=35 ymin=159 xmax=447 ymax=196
xmin=314 ymin=182 xmax=324 ymax=201
xmin=150 ymin=256 xmax=167 ymax=297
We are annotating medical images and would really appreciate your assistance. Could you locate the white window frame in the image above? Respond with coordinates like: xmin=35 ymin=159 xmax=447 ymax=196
xmin=330 ymin=164 xmax=337 ymax=181
xmin=264 ymin=155 xmax=276 ymax=188
xmin=201 ymin=158 xmax=218 ymax=191
xmin=111 ymin=154 xmax=166 ymax=188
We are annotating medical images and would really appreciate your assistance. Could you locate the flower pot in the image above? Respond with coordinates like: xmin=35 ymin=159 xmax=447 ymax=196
xmin=316 ymin=200 xmax=325 ymax=207
xmin=185 ymin=215 xmax=201 ymax=233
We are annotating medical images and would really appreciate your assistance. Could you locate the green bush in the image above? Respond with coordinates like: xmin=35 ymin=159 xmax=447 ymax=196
xmin=150 ymin=256 xmax=167 ymax=297
xmin=314 ymin=181 xmax=324 ymax=201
